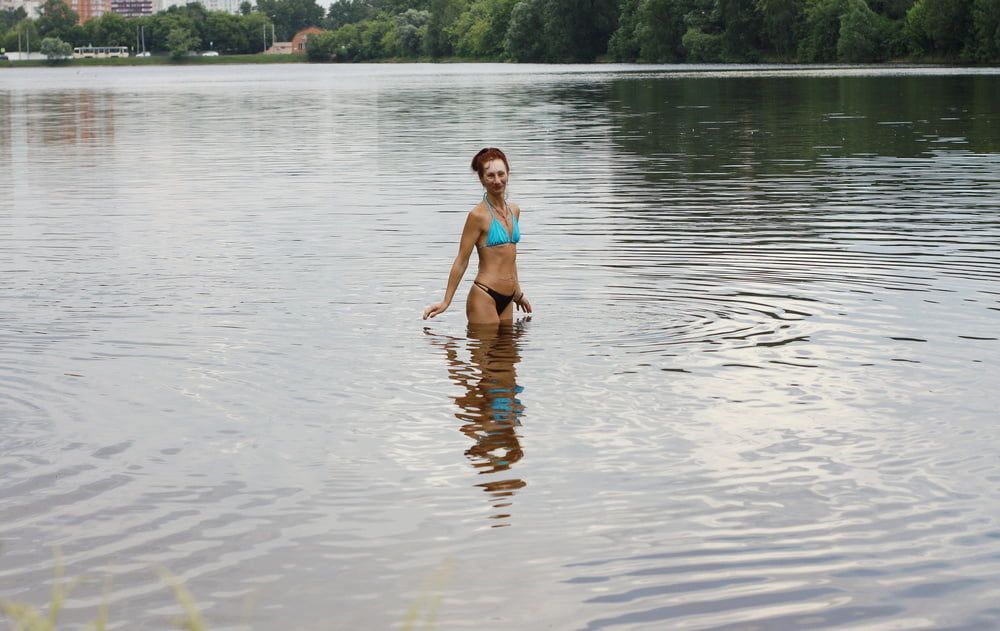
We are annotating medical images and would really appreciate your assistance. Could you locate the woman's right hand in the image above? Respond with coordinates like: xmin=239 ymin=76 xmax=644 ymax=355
xmin=422 ymin=301 xmax=448 ymax=320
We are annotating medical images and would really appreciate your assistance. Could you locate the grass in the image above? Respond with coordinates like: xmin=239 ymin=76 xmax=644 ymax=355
xmin=0 ymin=556 xmax=206 ymax=631
xmin=0 ymin=552 xmax=90 ymax=631
xmin=402 ymin=559 xmax=452 ymax=631
xmin=157 ymin=568 xmax=208 ymax=631
xmin=1 ymin=555 xmax=451 ymax=630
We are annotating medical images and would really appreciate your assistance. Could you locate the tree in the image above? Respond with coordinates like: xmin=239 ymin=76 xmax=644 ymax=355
xmin=504 ymin=0 xmax=545 ymax=60
xmin=377 ymin=0 xmax=425 ymax=14
xmin=1 ymin=7 xmax=28 ymax=32
xmin=837 ymin=0 xmax=886 ymax=61
xmin=349 ymin=15 xmax=393 ymax=58
xmin=8 ymin=19 xmax=40 ymax=53
xmin=256 ymin=0 xmax=324 ymax=41
xmin=608 ymin=0 xmax=641 ymax=60
xmin=902 ymin=0 xmax=929 ymax=52
xmin=918 ymin=0 xmax=972 ymax=56
xmin=718 ymin=0 xmax=762 ymax=60
xmin=425 ymin=0 xmax=462 ymax=56
xmin=798 ymin=0 xmax=847 ymax=62
xmin=482 ymin=0 xmax=518 ymax=55
xmin=239 ymin=0 xmax=253 ymax=14
xmin=146 ymin=11 xmax=195 ymax=51
xmin=85 ymin=11 xmax=134 ymax=47
xmin=451 ymin=0 xmax=516 ymax=58
xmin=636 ymin=0 xmax=691 ymax=62
xmin=325 ymin=0 xmax=373 ymax=29
xmin=393 ymin=8 xmax=428 ymax=55
xmin=539 ymin=0 xmax=618 ymax=61
xmin=206 ymin=11 xmax=248 ymax=52
xmin=682 ymin=25 xmax=722 ymax=60
xmin=167 ymin=25 xmax=199 ymax=57
xmin=39 ymin=35 xmax=72 ymax=61
xmin=164 ymin=2 xmax=210 ymax=44
xmin=971 ymin=0 xmax=1000 ymax=61
xmin=904 ymin=0 xmax=973 ymax=56
xmin=306 ymin=26 xmax=337 ymax=57
xmin=451 ymin=3 xmax=490 ymax=57
xmin=240 ymin=11 xmax=270 ymax=52
xmin=306 ymin=15 xmax=392 ymax=59
xmin=756 ymin=0 xmax=803 ymax=58
xmin=36 ymin=0 xmax=77 ymax=41
xmin=171 ymin=2 xmax=210 ymax=23
xmin=868 ymin=0 xmax=915 ymax=19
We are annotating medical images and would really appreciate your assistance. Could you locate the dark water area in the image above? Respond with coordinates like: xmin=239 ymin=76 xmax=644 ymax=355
xmin=1 ymin=64 xmax=999 ymax=630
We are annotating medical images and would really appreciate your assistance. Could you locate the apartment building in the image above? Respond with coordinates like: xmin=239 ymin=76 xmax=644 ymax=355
xmin=67 ymin=0 xmax=111 ymax=22
xmin=110 ymin=0 xmax=152 ymax=17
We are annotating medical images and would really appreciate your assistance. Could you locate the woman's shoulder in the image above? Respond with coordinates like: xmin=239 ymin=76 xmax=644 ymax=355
xmin=510 ymin=200 xmax=522 ymax=218
xmin=469 ymin=200 xmax=490 ymax=217
xmin=466 ymin=202 xmax=490 ymax=227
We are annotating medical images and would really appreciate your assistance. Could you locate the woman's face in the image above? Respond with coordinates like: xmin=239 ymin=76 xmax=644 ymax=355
xmin=480 ymin=159 xmax=508 ymax=196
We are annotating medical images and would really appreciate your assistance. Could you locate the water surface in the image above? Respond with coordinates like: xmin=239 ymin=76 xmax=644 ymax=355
xmin=1 ymin=64 xmax=999 ymax=630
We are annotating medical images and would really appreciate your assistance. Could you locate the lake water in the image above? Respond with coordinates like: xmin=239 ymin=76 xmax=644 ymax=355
xmin=1 ymin=63 xmax=999 ymax=630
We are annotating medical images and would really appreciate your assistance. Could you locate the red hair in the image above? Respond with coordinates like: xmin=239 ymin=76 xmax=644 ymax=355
xmin=471 ymin=147 xmax=510 ymax=177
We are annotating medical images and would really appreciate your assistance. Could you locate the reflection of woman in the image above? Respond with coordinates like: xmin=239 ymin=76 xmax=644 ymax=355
xmin=422 ymin=147 xmax=533 ymax=324
xmin=425 ymin=321 xmax=529 ymax=524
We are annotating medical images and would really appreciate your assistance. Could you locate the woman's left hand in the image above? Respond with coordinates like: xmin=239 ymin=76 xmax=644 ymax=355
xmin=515 ymin=294 xmax=532 ymax=314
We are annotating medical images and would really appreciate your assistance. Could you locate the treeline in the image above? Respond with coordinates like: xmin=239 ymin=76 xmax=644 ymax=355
xmin=4 ymin=0 xmax=1000 ymax=63
xmin=308 ymin=0 xmax=1000 ymax=62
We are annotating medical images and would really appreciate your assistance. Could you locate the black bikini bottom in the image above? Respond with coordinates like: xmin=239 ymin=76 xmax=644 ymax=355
xmin=474 ymin=281 xmax=515 ymax=315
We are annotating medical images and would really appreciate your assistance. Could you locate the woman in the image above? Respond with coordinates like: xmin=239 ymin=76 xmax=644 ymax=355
xmin=422 ymin=147 xmax=533 ymax=324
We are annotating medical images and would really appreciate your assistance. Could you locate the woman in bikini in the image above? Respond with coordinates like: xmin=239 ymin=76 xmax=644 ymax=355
xmin=422 ymin=147 xmax=532 ymax=324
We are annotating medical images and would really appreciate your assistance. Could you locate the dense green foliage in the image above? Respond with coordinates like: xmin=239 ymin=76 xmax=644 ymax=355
xmin=3 ymin=0 xmax=1000 ymax=62
xmin=256 ymin=0 xmax=324 ymax=40
xmin=308 ymin=0 xmax=1000 ymax=62
xmin=39 ymin=34 xmax=72 ymax=59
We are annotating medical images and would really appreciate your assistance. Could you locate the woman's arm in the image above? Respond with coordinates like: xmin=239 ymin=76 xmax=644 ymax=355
xmin=422 ymin=212 xmax=482 ymax=319
xmin=510 ymin=203 xmax=533 ymax=314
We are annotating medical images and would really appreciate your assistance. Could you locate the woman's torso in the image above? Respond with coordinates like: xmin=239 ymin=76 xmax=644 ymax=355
xmin=474 ymin=201 xmax=520 ymax=292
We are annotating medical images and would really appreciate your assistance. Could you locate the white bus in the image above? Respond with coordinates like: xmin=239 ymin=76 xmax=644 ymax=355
xmin=73 ymin=46 xmax=130 ymax=59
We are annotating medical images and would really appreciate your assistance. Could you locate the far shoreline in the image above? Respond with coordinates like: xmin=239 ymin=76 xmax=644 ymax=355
xmin=0 ymin=53 xmax=307 ymax=67
xmin=2 ymin=54 xmax=995 ymax=70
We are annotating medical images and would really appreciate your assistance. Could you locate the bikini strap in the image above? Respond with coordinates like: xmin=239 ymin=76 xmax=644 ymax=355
xmin=483 ymin=192 xmax=513 ymax=219
xmin=482 ymin=192 xmax=496 ymax=219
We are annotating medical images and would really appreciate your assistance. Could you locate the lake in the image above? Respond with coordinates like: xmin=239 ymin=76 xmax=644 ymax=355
xmin=1 ymin=63 xmax=999 ymax=630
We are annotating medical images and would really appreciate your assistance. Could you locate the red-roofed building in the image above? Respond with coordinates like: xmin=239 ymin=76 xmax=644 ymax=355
xmin=292 ymin=27 xmax=323 ymax=55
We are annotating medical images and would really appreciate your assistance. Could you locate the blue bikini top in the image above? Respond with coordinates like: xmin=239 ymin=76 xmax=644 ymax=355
xmin=481 ymin=194 xmax=520 ymax=248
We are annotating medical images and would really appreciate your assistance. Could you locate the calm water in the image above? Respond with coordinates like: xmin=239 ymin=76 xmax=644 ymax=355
xmin=2 ymin=64 xmax=999 ymax=630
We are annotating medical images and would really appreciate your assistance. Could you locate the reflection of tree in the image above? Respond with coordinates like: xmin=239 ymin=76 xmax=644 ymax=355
xmin=595 ymin=73 xmax=1000 ymax=244
xmin=607 ymin=74 xmax=1000 ymax=180
xmin=425 ymin=320 xmax=529 ymax=528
